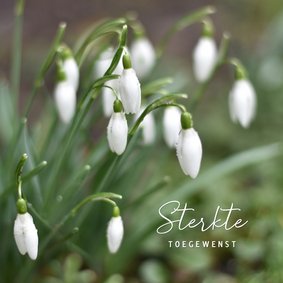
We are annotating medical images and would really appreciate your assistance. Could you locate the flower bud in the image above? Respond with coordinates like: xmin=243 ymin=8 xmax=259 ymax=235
xmin=193 ymin=37 xmax=217 ymax=82
xmin=107 ymin=108 xmax=128 ymax=155
xmin=228 ymin=78 xmax=256 ymax=128
xmin=62 ymin=57 xmax=80 ymax=91
xmin=14 ymin=212 xmax=38 ymax=260
xmin=130 ymin=37 xmax=156 ymax=79
xmin=176 ymin=127 xmax=202 ymax=178
xmin=163 ymin=107 xmax=181 ymax=148
xmin=107 ymin=208 xmax=124 ymax=253
xmin=54 ymin=81 xmax=76 ymax=124
xmin=119 ymin=55 xmax=141 ymax=114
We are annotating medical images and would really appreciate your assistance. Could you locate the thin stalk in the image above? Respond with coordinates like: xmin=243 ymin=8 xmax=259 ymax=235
xmin=24 ymin=22 xmax=66 ymax=117
xmin=157 ymin=6 xmax=216 ymax=58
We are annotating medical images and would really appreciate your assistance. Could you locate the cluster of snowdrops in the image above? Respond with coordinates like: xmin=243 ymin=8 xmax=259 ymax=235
xmin=12 ymin=14 xmax=257 ymax=262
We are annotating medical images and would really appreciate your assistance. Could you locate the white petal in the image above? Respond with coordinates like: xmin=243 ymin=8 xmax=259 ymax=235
xmin=102 ymin=80 xmax=119 ymax=117
xmin=193 ymin=37 xmax=217 ymax=82
xmin=228 ymin=79 xmax=257 ymax=128
xmin=23 ymin=213 xmax=38 ymax=260
xmin=141 ymin=112 xmax=155 ymax=145
xmin=94 ymin=48 xmax=114 ymax=79
xmin=176 ymin=128 xmax=202 ymax=178
xmin=119 ymin=69 xmax=141 ymax=114
xmin=14 ymin=214 xmax=27 ymax=255
xmin=94 ymin=47 xmax=127 ymax=78
xmin=107 ymin=112 xmax=128 ymax=155
xmin=107 ymin=216 xmax=124 ymax=253
xmin=62 ymin=58 xmax=80 ymax=91
xmin=54 ymin=82 xmax=77 ymax=124
xmin=130 ymin=37 xmax=156 ymax=79
xmin=163 ymin=107 xmax=181 ymax=148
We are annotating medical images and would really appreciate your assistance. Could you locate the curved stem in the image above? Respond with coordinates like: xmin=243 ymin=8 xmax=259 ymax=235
xmin=157 ymin=6 xmax=216 ymax=58
xmin=129 ymin=93 xmax=188 ymax=136
xmin=15 ymin=153 xmax=28 ymax=199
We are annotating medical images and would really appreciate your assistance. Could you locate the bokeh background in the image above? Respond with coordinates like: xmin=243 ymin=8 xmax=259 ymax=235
xmin=1 ymin=0 xmax=283 ymax=282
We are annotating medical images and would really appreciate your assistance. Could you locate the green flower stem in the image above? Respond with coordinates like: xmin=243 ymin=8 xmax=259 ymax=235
xmin=156 ymin=6 xmax=216 ymax=57
xmin=129 ymin=93 xmax=188 ymax=136
xmin=40 ymin=193 xmax=122 ymax=256
xmin=24 ymin=22 xmax=66 ymax=117
xmin=125 ymin=12 xmax=145 ymax=37
xmin=74 ymin=18 xmax=127 ymax=66
xmin=22 ymin=160 xmax=47 ymax=182
xmin=190 ymin=32 xmax=230 ymax=110
xmin=229 ymin=58 xmax=247 ymax=79
xmin=11 ymin=0 xmax=25 ymax=111
xmin=15 ymin=153 xmax=28 ymax=199
xmin=142 ymin=77 xmax=173 ymax=97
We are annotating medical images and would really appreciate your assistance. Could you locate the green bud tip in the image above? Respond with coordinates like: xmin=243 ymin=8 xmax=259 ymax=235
xmin=56 ymin=63 xmax=67 ymax=82
xmin=58 ymin=44 xmax=73 ymax=60
xmin=113 ymin=99 xmax=123 ymax=113
xmin=113 ymin=206 xmax=120 ymax=217
xmin=122 ymin=54 xmax=132 ymax=69
xmin=202 ymin=19 xmax=214 ymax=37
xmin=235 ymin=64 xmax=247 ymax=80
xmin=16 ymin=198 xmax=27 ymax=214
xmin=181 ymin=112 xmax=193 ymax=129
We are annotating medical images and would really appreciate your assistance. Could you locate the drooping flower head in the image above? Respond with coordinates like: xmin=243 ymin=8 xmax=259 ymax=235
xmin=14 ymin=198 xmax=38 ymax=260
xmin=135 ymin=106 xmax=156 ymax=145
xmin=228 ymin=62 xmax=257 ymax=128
xmin=107 ymin=99 xmax=128 ymax=155
xmin=59 ymin=45 xmax=80 ymax=91
xmin=54 ymin=63 xmax=77 ymax=124
xmin=163 ymin=106 xmax=182 ymax=148
xmin=176 ymin=112 xmax=202 ymax=178
xmin=107 ymin=206 xmax=124 ymax=254
xmin=130 ymin=37 xmax=156 ymax=79
xmin=193 ymin=19 xmax=217 ymax=82
xmin=119 ymin=54 xmax=141 ymax=114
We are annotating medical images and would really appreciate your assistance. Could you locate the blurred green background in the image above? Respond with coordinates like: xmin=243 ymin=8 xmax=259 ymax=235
xmin=1 ymin=0 xmax=283 ymax=283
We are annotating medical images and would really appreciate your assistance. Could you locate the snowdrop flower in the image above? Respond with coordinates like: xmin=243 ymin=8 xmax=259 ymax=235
xmin=14 ymin=199 xmax=38 ymax=260
xmin=59 ymin=46 xmax=80 ymax=91
xmin=94 ymin=47 xmax=125 ymax=117
xmin=130 ymin=37 xmax=156 ymax=79
xmin=135 ymin=107 xmax=155 ymax=145
xmin=193 ymin=20 xmax=217 ymax=82
xmin=229 ymin=78 xmax=256 ymax=128
xmin=107 ymin=207 xmax=124 ymax=254
xmin=54 ymin=69 xmax=76 ymax=124
xmin=163 ymin=107 xmax=182 ymax=148
xmin=62 ymin=57 xmax=79 ymax=91
xmin=119 ymin=54 xmax=141 ymax=114
xmin=107 ymin=99 xmax=128 ymax=155
xmin=176 ymin=112 xmax=202 ymax=178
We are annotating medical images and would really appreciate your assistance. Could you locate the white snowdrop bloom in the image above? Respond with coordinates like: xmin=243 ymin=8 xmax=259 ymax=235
xmin=14 ymin=212 xmax=38 ymax=260
xmin=107 ymin=111 xmax=128 ymax=155
xmin=102 ymin=80 xmax=119 ymax=117
xmin=193 ymin=37 xmax=217 ymax=82
xmin=176 ymin=128 xmax=202 ymax=178
xmin=163 ymin=107 xmax=182 ymax=148
xmin=94 ymin=48 xmax=115 ymax=78
xmin=107 ymin=216 xmax=124 ymax=253
xmin=229 ymin=79 xmax=256 ymax=128
xmin=62 ymin=57 xmax=80 ymax=91
xmin=54 ymin=81 xmax=76 ymax=124
xmin=130 ymin=37 xmax=156 ymax=79
xmin=119 ymin=59 xmax=141 ymax=114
